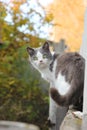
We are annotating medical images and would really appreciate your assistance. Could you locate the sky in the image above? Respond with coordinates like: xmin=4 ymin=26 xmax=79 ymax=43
xmin=0 ymin=0 xmax=53 ymax=7
xmin=39 ymin=0 xmax=53 ymax=6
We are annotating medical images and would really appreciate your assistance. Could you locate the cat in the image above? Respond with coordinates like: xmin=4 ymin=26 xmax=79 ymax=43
xmin=50 ymin=52 xmax=85 ymax=111
xmin=27 ymin=41 xmax=85 ymax=125
xmin=27 ymin=41 xmax=68 ymax=128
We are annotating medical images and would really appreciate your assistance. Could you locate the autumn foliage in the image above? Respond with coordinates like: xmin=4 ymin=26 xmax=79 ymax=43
xmin=0 ymin=1 xmax=50 ymax=130
xmin=48 ymin=0 xmax=85 ymax=51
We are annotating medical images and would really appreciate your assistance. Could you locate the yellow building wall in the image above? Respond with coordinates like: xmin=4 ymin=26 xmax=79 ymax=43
xmin=49 ymin=0 xmax=85 ymax=51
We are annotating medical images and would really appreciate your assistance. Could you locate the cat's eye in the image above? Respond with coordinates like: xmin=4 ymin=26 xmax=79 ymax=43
xmin=33 ymin=56 xmax=38 ymax=60
xmin=43 ymin=54 xmax=47 ymax=58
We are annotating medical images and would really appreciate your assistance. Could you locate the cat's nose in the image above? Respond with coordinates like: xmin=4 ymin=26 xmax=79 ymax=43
xmin=40 ymin=60 xmax=43 ymax=62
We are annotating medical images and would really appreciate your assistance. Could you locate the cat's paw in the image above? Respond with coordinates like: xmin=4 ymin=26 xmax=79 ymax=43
xmin=72 ymin=111 xmax=83 ymax=119
xmin=45 ymin=118 xmax=55 ymax=127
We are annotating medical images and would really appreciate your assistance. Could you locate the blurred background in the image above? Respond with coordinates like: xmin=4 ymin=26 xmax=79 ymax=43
xmin=0 ymin=0 xmax=85 ymax=130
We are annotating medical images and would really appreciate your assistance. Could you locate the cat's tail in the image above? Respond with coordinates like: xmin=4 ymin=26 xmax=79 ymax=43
xmin=50 ymin=87 xmax=72 ymax=107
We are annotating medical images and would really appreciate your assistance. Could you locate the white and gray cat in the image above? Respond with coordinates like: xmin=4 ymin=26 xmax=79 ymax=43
xmin=27 ymin=41 xmax=85 ymax=122
xmin=27 ymin=42 xmax=54 ymax=82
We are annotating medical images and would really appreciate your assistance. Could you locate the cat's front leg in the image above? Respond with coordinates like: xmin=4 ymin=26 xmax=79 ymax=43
xmin=48 ymin=96 xmax=57 ymax=126
xmin=41 ymin=74 xmax=50 ymax=82
xmin=41 ymin=74 xmax=49 ymax=82
xmin=48 ymin=82 xmax=57 ymax=127
xmin=48 ymin=82 xmax=68 ymax=130
xmin=41 ymin=74 xmax=46 ymax=80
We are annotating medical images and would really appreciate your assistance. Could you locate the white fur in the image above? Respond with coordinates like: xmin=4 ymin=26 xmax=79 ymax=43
xmin=32 ymin=51 xmax=49 ymax=69
xmin=41 ymin=68 xmax=53 ymax=82
xmin=52 ymin=60 xmax=70 ymax=95
xmin=54 ymin=72 xmax=70 ymax=95
xmin=37 ymin=51 xmax=43 ymax=61
xmin=36 ymin=51 xmax=53 ymax=82
xmin=30 ymin=51 xmax=53 ymax=82
xmin=30 ymin=51 xmax=70 ymax=95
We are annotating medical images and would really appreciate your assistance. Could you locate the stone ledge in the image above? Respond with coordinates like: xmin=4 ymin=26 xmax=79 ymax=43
xmin=60 ymin=110 xmax=82 ymax=130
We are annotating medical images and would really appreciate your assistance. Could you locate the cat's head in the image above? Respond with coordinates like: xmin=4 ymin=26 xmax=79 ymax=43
xmin=27 ymin=41 xmax=53 ymax=70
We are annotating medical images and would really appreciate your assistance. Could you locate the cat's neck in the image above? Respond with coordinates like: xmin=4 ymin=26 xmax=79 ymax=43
xmin=40 ymin=53 xmax=58 ymax=82
xmin=49 ymin=53 xmax=58 ymax=72
xmin=39 ymin=67 xmax=53 ymax=82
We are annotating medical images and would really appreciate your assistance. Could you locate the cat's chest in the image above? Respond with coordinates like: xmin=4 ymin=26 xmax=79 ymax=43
xmin=54 ymin=72 xmax=70 ymax=95
xmin=41 ymin=69 xmax=53 ymax=82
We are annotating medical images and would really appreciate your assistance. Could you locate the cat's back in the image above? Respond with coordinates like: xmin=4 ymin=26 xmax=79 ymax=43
xmin=55 ymin=52 xmax=85 ymax=83
xmin=57 ymin=52 xmax=84 ymax=67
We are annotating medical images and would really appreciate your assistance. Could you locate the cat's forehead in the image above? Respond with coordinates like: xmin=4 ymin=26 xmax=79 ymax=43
xmin=34 ymin=47 xmax=47 ymax=54
xmin=36 ymin=51 xmax=43 ymax=58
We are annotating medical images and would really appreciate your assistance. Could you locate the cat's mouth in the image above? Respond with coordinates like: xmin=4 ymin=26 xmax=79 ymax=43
xmin=39 ymin=62 xmax=46 ymax=68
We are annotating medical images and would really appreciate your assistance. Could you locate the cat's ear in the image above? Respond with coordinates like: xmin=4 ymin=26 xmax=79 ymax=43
xmin=27 ymin=47 xmax=35 ymax=56
xmin=42 ymin=41 xmax=49 ymax=51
